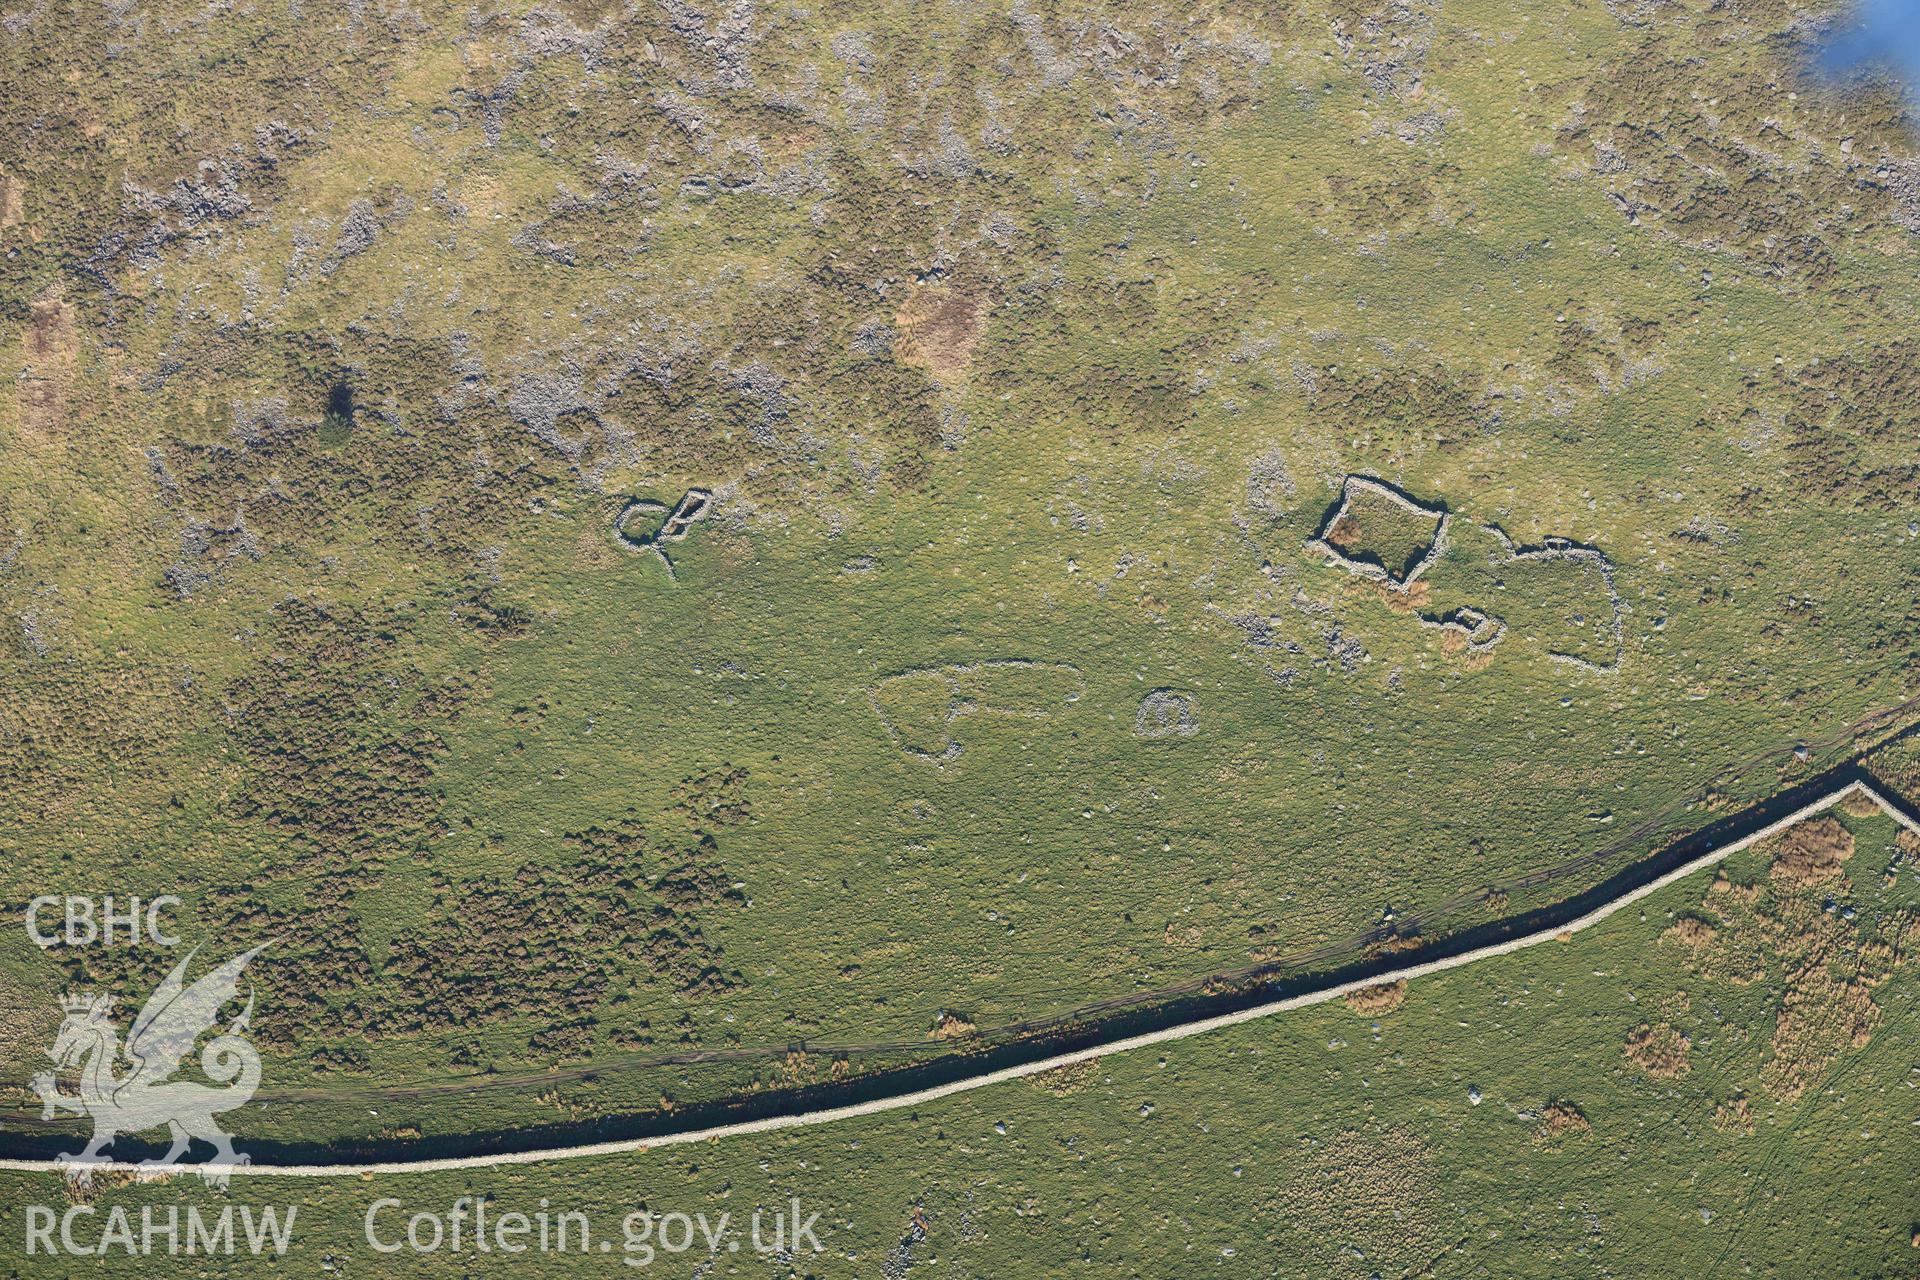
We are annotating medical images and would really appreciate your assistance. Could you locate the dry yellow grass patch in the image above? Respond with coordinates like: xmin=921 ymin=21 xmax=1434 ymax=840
xmin=895 ymin=282 xmax=989 ymax=384
xmin=1361 ymin=933 xmax=1424 ymax=961
xmin=1662 ymin=915 xmax=1718 ymax=950
xmin=1534 ymin=1100 xmax=1592 ymax=1145
xmin=1840 ymin=789 xmax=1883 ymax=818
xmin=1712 ymin=1092 xmax=1755 ymax=1135
xmin=1027 ymin=1059 xmax=1099 ymax=1096
xmin=62 ymin=1168 xmax=139 ymax=1207
xmin=1462 ymin=645 xmax=1499 ymax=672
xmin=1625 ymin=1022 xmax=1690 ymax=1078
xmin=1375 ymin=579 xmax=1432 ymax=613
xmin=1683 ymin=827 xmax=1920 ymax=1101
xmin=1765 ymin=815 xmax=1853 ymax=887
xmin=1343 ymin=980 xmax=1407 ymax=1015
xmin=1707 ymin=869 xmax=1760 ymax=905
xmin=1162 ymin=919 xmax=1204 ymax=948
xmin=1762 ymin=965 xmax=1880 ymax=1101
xmin=929 ymin=1011 xmax=976 ymax=1040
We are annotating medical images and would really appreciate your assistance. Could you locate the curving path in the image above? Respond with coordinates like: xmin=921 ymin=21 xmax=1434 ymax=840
xmin=3 ymin=774 xmax=1914 ymax=1179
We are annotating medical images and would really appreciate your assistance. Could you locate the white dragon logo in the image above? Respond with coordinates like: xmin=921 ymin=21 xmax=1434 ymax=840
xmin=31 ymin=944 xmax=268 ymax=1187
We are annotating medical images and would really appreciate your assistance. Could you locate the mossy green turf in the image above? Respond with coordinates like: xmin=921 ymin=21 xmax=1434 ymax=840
xmin=5 ymin=0 xmax=1920 ymax=1146
xmin=2 ymin=828 xmax=1917 ymax=1278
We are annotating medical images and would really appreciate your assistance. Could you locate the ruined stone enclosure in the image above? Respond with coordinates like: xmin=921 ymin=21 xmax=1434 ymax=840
xmin=1135 ymin=688 xmax=1200 ymax=739
xmin=870 ymin=660 xmax=1086 ymax=762
xmin=1308 ymin=475 xmax=1450 ymax=587
xmin=613 ymin=488 xmax=715 ymax=580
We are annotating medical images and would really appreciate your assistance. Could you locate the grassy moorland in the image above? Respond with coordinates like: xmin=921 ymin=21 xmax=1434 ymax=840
xmin=1 ymin=805 xmax=1916 ymax=1276
xmin=4 ymin=0 xmax=1920 ymax=1154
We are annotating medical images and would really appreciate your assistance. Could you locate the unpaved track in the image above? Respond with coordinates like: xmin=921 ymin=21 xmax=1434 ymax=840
xmin=4 ymin=777 xmax=1912 ymax=1179
xmin=94 ymin=684 xmax=1920 ymax=1111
